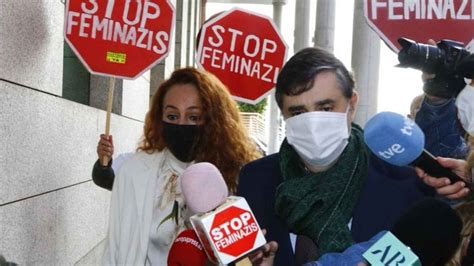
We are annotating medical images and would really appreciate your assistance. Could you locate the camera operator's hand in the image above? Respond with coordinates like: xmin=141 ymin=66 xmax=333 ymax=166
xmin=457 ymin=50 xmax=474 ymax=81
xmin=419 ymin=39 xmax=453 ymax=104
xmin=421 ymin=39 xmax=458 ymax=104
xmin=420 ymin=40 xmax=437 ymax=83
xmin=416 ymin=157 xmax=471 ymax=199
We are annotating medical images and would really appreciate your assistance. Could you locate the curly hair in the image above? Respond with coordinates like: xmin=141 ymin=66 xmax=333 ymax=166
xmin=447 ymin=134 xmax=474 ymax=266
xmin=447 ymin=200 xmax=474 ymax=266
xmin=138 ymin=67 xmax=260 ymax=193
xmin=466 ymin=135 xmax=474 ymax=174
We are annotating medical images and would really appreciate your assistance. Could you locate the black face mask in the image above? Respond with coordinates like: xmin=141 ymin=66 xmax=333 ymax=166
xmin=161 ymin=121 xmax=200 ymax=162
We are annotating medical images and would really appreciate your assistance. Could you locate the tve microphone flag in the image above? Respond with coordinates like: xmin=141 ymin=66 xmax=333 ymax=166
xmin=364 ymin=111 xmax=472 ymax=188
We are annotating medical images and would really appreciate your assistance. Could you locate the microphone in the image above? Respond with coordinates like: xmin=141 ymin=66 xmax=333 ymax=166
xmin=181 ymin=162 xmax=229 ymax=214
xmin=364 ymin=111 xmax=472 ymax=189
xmin=363 ymin=231 xmax=420 ymax=266
xmin=316 ymin=198 xmax=462 ymax=265
xmin=167 ymin=229 xmax=207 ymax=266
xmin=364 ymin=198 xmax=462 ymax=266
xmin=180 ymin=162 xmax=266 ymax=265
xmin=167 ymin=162 xmax=225 ymax=266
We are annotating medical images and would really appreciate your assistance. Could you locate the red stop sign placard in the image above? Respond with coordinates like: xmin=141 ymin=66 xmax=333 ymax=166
xmin=196 ymin=8 xmax=288 ymax=104
xmin=364 ymin=0 xmax=474 ymax=52
xmin=65 ymin=0 xmax=175 ymax=79
xmin=209 ymin=206 xmax=259 ymax=257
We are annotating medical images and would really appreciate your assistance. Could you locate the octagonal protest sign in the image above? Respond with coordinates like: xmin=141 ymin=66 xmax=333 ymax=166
xmin=364 ymin=0 xmax=474 ymax=52
xmin=196 ymin=8 xmax=288 ymax=104
xmin=65 ymin=0 xmax=175 ymax=79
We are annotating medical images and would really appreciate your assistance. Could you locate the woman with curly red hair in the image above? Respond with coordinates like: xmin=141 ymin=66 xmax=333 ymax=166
xmin=103 ymin=67 xmax=260 ymax=265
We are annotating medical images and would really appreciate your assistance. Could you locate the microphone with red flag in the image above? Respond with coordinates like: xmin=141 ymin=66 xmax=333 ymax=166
xmin=167 ymin=161 xmax=225 ymax=266
xmin=179 ymin=162 xmax=266 ymax=265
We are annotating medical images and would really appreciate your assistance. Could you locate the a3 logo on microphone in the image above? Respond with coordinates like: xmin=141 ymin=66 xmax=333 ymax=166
xmin=363 ymin=232 xmax=421 ymax=266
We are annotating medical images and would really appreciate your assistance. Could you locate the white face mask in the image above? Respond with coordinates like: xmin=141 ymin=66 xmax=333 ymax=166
xmin=285 ymin=109 xmax=350 ymax=167
xmin=455 ymin=84 xmax=474 ymax=135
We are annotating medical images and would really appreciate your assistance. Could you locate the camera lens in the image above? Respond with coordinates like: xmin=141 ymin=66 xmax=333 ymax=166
xmin=397 ymin=38 xmax=443 ymax=73
xmin=396 ymin=38 xmax=470 ymax=98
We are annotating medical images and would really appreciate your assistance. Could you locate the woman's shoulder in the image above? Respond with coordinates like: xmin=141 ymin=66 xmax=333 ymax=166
xmin=113 ymin=151 xmax=166 ymax=191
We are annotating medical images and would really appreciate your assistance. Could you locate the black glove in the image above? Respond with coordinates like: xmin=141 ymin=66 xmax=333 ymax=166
xmin=457 ymin=53 xmax=474 ymax=79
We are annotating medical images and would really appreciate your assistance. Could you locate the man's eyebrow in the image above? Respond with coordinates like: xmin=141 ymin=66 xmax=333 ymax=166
xmin=287 ymin=105 xmax=307 ymax=112
xmin=315 ymin=99 xmax=335 ymax=106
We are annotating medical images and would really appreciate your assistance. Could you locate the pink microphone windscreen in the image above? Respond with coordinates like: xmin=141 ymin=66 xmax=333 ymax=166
xmin=180 ymin=162 xmax=229 ymax=214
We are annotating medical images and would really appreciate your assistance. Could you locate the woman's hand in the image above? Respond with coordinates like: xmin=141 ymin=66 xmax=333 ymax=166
xmin=97 ymin=134 xmax=114 ymax=166
xmin=416 ymin=157 xmax=471 ymax=199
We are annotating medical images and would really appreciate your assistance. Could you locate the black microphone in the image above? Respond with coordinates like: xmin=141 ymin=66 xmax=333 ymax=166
xmin=364 ymin=112 xmax=472 ymax=189
xmin=366 ymin=198 xmax=463 ymax=266
xmin=317 ymin=198 xmax=463 ymax=265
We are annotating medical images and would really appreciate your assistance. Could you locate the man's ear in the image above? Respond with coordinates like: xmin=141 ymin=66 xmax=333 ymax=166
xmin=349 ymin=90 xmax=359 ymax=120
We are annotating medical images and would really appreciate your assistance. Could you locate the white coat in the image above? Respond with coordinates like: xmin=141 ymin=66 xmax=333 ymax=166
xmin=103 ymin=150 xmax=190 ymax=265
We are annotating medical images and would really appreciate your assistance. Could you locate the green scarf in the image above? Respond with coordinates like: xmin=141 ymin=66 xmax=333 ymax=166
xmin=275 ymin=124 xmax=368 ymax=257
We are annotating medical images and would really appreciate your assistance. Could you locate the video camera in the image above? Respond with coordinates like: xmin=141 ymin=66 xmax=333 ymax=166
xmin=397 ymin=37 xmax=473 ymax=98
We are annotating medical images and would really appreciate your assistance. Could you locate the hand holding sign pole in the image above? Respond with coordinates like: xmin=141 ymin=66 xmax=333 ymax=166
xmin=64 ymin=0 xmax=175 ymax=165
